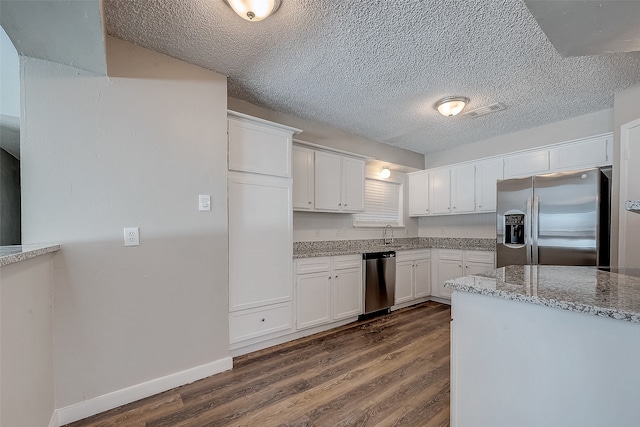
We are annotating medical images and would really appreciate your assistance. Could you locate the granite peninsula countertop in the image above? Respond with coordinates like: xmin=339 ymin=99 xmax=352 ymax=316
xmin=0 ymin=244 xmax=61 ymax=267
xmin=446 ymin=265 xmax=640 ymax=323
xmin=293 ymin=237 xmax=495 ymax=259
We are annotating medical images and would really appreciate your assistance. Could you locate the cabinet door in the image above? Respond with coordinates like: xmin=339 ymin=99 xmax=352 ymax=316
xmin=297 ymin=272 xmax=332 ymax=330
xmin=504 ymin=150 xmax=550 ymax=178
xmin=475 ymin=158 xmax=504 ymax=212
xmin=464 ymin=250 xmax=495 ymax=276
xmin=341 ymin=157 xmax=365 ymax=212
xmin=333 ymin=267 xmax=363 ymax=320
xmin=437 ymin=258 xmax=464 ymax=299
xmin=414 ymin=258 xmax=431 ymax=298
xmin=292 ymin=146 xmax=314 ymax=210
xmin=549 ymin=137 xmax=610 ymax=171
xmin=395 ymin=260 xmax=415 ymax=304
xmin=228 ymin=118 xmax=292 ymax=177
xmin=409 ymin=171 xmax=430 ymax=216
xmin=450 ymin=164 xmax=475 ymax=214
xmin=465 ymin=261 xmax=494 ymax=277
xmin=228 ymin=173 xmax=292 ymax=311
xmin=429 ymin=168 xmax=451 ymax=214
xmin=314 ymin=151 xmax=342 ymax=211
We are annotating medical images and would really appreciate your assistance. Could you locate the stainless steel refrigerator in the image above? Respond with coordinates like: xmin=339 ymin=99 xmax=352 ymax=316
xmin=496 ymin=167 xmax=611 ymax=268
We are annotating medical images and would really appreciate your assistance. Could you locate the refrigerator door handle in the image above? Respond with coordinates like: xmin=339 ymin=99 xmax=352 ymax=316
xmin=532 ymin=195 xmax=540 ymax=265
xmin=526 ymin=196 xmax=532 ymax=264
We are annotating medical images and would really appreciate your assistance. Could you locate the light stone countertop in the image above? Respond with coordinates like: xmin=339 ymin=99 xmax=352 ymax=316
xmin=0 ymin=244 xmax=61 ymax=267
xmin=445 ymin=265 xmax=640 ymax=323
xmin=293 ymin=237 xmax=495 ymax=259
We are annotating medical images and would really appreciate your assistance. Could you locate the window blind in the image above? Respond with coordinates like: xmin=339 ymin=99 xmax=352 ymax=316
xmin=353 ymin=179 xmax=403 ymax=226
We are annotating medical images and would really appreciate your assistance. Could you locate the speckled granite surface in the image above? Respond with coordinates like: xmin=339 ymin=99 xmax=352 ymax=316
xmin=293 ymin=237 xmax=495 ymax=258
xmin=0 ymin=244 xmax=61 ymax=267
xmin=446 ymin=265 xmax=640 ymax=323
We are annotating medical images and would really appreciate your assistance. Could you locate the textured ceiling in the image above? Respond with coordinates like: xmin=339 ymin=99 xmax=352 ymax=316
xmin=103 ymin=0 xmax=640 ymax=155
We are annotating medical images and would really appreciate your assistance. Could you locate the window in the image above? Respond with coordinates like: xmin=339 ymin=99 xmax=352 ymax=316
xmin=353 ymin=178 xmax=404 ymax=227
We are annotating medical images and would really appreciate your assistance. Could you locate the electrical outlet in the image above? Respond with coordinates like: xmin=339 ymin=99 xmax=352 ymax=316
xmin=124 ymin=227 xmax=140 ymax=247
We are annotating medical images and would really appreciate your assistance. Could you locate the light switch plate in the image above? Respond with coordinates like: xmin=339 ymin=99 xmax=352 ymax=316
xmin=199 ymin=195 xmax=211 ymax=211
xmin=124 ymin=227 xmax=140 ymax=247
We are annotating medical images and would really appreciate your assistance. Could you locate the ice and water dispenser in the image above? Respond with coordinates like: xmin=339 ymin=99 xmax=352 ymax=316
xmin=504 ymin=214 xmax=525 ymax=245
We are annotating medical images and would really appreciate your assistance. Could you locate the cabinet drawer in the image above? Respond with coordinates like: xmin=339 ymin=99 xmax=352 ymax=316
xmin=396 ymin=249 xmax=430 ymax=262
xmin=229 ymin=302 xmax=292 ymax=344
xmin=438 ymin=250 xmax=463 ymax=261
xmin=465 ymin=251 xmax=495 ymax=264
xmin=296 ymin=257 xmax=331 ymax=274
xmin=332 ymin=254 xmax=362 ymax=270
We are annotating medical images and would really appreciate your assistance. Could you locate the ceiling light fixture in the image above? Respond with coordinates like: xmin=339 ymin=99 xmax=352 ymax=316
xmin=434 ymin=96 xmax=470 ymax=117
xmin=223 ymin=0 xmax=281 ymax=22
xmin=380 ymin=168 xmax=391 ymax=179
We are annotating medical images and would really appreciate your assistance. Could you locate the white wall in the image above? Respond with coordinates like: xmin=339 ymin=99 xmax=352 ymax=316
xmin=0 ymin=25 xmax=19 ymax=118
xmin=419 ymin=109 xmax=614 ymax=239
xmin=20 ymin=36 xmax=230 ymax=414
xmin=419 ymin=213 xmax=495 ymax=239
xmin=425 ymin=108 xmax=613 ymax=168
xmin=0 ymin=253 xmax=55 ymax=427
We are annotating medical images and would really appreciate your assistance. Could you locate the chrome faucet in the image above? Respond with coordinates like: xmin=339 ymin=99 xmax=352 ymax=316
xmin=383 ymin=224 xmax=394 ymax=245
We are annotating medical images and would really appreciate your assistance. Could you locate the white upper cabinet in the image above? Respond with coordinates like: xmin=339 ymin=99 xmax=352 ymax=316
xmin=503 ymin=149 xmax=550 ymax=179
xmin=475 ymin=158 xmax=504 ymax=212
xmin=549 ymin=136 xmax=611 ymax=171
xmin=341 ymin=157 xmax=366 ymax=212
xmin=409 ymin=170 xmax=430 ymax=216
xmin=228 ymin=112 xmax=300 ymax=177
xmin=314 ymin=151 xmax=343 ymax=211
xmin=429 ymin=168 xmax=451 ymax=215
xmin=314 ymin=151 xmax=365 ymax=212
xmin=409 ymin=133 xmax=612 ymax=217
xmin=292 ymin=145 xmax=314 ymax=210
xmin=450 ymin=164 xmax=476 ymax=214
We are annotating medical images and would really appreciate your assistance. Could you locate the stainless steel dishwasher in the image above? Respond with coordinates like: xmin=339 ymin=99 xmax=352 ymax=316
xmin=362 ymin=251 xmax=396 ymax=315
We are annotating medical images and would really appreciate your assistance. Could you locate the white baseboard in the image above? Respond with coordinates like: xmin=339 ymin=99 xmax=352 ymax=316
xmin=48 ymin=410 xmax=59 ymax=427
xmin=52 ymin=356 xmax=233 ymax=426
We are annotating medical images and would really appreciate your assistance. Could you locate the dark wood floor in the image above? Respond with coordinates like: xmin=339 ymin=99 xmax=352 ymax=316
xmin=66 ymin=301 xmax=451 ymax=427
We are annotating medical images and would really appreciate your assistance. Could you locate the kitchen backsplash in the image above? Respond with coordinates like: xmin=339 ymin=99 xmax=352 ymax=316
xmin=293 ymin=237 xmax=496 ymax=256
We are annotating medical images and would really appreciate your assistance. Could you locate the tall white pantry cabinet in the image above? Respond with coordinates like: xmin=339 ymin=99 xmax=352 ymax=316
xmin=227 ymin=111 xmax=302 ymax=349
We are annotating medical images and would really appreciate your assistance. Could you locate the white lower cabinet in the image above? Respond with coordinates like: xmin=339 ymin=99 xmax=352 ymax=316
xmin=229 ymin=302 xmax=293 ymax=344
xmin=394 ymin=250 xmax=431 ymax=305
xmin=434 ymin=249 xmax=495 ymax=299
xmin=296 ymin=254 xmax=362 ymax=330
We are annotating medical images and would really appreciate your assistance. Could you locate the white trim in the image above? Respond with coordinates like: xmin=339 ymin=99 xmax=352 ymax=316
xmin=618 ymin=118 xmax=640 ymax=267
xmin=48 ymin=410 xmax=59 ymax=427
xmin=293 ymin=139 xmax=370 ymax=160
xmin=227 ymin=110 xmax=302 ymax=134
xmin=52 ymin=357 xmax=233 ymax=426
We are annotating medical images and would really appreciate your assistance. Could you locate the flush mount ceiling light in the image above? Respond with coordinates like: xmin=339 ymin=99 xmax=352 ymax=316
xmin=380 ymin=167 xmax=391 ymax=179
xmin=223 ymin=0 xmax=281 ymax=21
xmin=434 ymin=96 xmax=470 ymax=117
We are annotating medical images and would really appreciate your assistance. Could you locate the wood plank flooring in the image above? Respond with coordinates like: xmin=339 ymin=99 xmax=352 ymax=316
xmin=65 ymin=301 xmax=451 ymax=427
